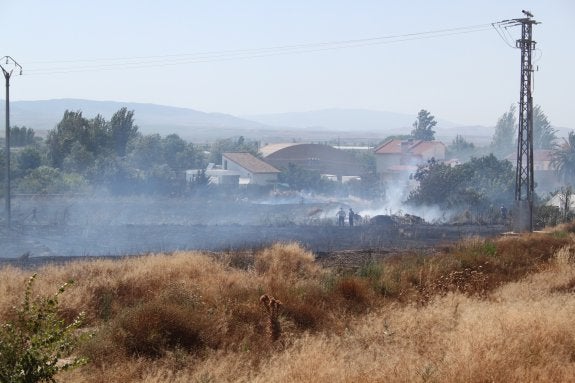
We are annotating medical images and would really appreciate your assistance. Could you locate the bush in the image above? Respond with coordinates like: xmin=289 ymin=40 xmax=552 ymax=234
xmin=0 ymin=274 xmax=87 ymax=383
xmin=112 ymin=301 xmax=205 ymax=357
xmin=254 ymin=243 xmax=318 ymax=280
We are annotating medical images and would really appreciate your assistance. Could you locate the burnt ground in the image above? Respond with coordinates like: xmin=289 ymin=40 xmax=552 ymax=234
xmin=0 ymin=196 xmax=507 ymax=265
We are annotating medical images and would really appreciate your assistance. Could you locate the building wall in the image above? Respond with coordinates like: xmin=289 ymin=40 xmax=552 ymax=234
xmin=224 ymin=158 xmax=251 ymax=179
xmin=374 ymin=142 xmax=445 ymax=177
xmin=223 ymin=157 xmax=278 ymax=186
xmin=251 ymin=173 xmax=278 ymax=186
xmin=375 ymin=153 xmax=401 ymax=174
xmin=417 ymin=145 xmax=446 ymax=161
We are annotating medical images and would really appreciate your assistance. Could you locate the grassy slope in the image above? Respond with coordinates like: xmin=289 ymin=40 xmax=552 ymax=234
xmin=1 ymin=227 xmax=575 ymax=383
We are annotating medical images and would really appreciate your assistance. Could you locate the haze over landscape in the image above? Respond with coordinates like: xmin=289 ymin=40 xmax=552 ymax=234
xmin=1 ymin=0 xmax=574 ymax=133
xmin=2 ymin=99 xmax=489 ymax=144
xmin=3 ymin=3 xmax=575 ymax=383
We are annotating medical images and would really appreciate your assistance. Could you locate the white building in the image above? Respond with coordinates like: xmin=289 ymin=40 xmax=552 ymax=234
xmin=222 ymin=152 xmax=280 ymax=186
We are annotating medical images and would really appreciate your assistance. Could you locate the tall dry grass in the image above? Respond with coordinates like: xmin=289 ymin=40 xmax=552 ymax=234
xmin=0 ymin=232 xmax=573 ymax=382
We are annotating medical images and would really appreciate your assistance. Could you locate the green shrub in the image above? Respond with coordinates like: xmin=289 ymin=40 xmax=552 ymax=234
xmin=0 ymin=274 xmax=87 ymax=383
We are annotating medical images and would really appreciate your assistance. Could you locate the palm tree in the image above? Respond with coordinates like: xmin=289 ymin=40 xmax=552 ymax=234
xmin=551 ymin=131 xmax=575 ymax=185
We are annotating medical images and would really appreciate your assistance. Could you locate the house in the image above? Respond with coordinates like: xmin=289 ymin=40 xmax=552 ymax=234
xmin=222 ymin=152 xmax=280 ymax=186
xmin=533 ymin=149 xmax=561 ymax=193
xmin=373 ymin=139 xmax=446 ymax=181
xmin=185 ymin=166 xmax=240 ymax=185
xmin=505 ymin=149 xmax=561 ymax=193
xmin=260 ymin=143 xmax=363 ymax=181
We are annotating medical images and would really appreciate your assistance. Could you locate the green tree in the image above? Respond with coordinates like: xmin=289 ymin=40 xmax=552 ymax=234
xmin=447 ymin=135 xmax=476 ymax=161
xmin=47 ymin=111 xmax=90 ymax=168
xmin=16 ymin=147 xmax=42 ymax=173
xmin=208 ymin=136 xmax=259 ymax=164
xmin=0 ymin=274 xmax=87 ymax=383
xmin=411 ymin=109 xmax=437 ymax=141
xmin=491 ymin=104 xmax=516 ymax=158
xmin=533 ymin=105 xmax=557 ymax=150
xmin=278 ymin=163 xmax=336 ymax=193
xmin=551 ymin=131 xmax=575 ymax=186
xmin=88 ymin=114 xmax=112 ymax=157
xmin=408 ymin=155 xmax=514 ymax=211
xmin=16 ymin=166 xmax=88 ymax=194
xmin=130 ymin=134 xmax=164 ymax=170
xmin=62 ymin=142 xmax=95 ymax=174
xmin=162 ymin=134 xmax=205 ymax=171
xmin=90 ymin=156 xmax=139 ymax=195
xmin=10 ymin=126 xmax=36 ymax=147
xmin=110 ymin=107 xmax=138 ymax=157
xmin=46 ymin=111 xmax=110 ymax=169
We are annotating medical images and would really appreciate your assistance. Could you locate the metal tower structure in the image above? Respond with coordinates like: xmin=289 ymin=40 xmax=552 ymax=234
xmin=512 ymin=13 xmax=538 ymax=232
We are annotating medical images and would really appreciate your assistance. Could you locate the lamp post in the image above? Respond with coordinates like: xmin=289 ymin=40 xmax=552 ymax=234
xmin=0 ymin=56 xmax=22 ymax=229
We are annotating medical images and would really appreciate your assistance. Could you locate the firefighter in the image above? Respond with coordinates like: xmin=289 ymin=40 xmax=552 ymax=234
xmin=348 ymin=208 xmax=355 ymax=226
xmin=337 ymin=207 xmax=346 ymax=226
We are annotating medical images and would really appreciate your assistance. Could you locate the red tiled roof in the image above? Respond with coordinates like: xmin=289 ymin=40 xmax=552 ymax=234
xmin=374 ymin=139 xmax=410 ymax=154
xmin=409 ymin=140 xmax=446 ymax=155
xmin=374 ymin=139 xmax=444 ymax=155
xmin=223 ymin=152 xmax=280 ymax=174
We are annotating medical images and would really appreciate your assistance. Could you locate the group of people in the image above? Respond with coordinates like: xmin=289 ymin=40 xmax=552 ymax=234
xmin=337 ymin=207 xmax=355 ymax=226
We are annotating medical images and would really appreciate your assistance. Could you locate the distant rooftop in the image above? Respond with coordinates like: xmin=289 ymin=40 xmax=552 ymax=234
xmin=259 ymin=143 xmax=300 ymax=157
xmin=374 ymin=139 xmax=445 ymax=155
xmin=223 ymin=152 xmax=280 ymax=174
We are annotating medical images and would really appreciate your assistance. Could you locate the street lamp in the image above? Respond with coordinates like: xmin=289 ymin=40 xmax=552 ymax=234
xmin=0 ymin=56 xmax=23 ymax=229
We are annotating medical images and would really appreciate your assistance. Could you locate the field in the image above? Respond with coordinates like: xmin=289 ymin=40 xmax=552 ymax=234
xmin=3 ymin=196 xmax=505 ymax=258
xmin=1 ymin=224 xmax=575 ymax=382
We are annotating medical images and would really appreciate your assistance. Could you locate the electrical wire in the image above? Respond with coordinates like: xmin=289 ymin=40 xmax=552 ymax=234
xmin=492 ymin=23 xmax=516 ymax=49
xmin=23 ymin=22 xmax=500 ymax=76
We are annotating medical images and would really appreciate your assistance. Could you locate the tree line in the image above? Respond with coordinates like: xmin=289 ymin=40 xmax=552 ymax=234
xmin=2 ymin=105 xmax=573 ymax=216
xmin=1 ymin=108 xmax=258 ymax=196
xmin=407 ymin=105 xmax=575 ymax=224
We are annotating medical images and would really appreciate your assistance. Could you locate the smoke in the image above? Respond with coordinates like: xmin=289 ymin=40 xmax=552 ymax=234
xmin=357 ymin=175 xmax=453 ymax=223
xmin=3 ymin=175 xmax=459 ymax=259
xmin=2 ymin=195 xmax=345 ymax=258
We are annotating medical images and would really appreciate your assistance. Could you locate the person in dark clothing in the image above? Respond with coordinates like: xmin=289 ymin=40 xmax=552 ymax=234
xmin=348 ymin=208 xmax=355 ymax=226
xmin=500 ymin=206 xmax=508 ymax=220
xmin=337 ymin=207 xmax=346 ymax=226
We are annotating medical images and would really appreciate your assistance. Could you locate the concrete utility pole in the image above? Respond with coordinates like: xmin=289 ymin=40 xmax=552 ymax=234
xmin=512 ymin=12 xmax=538 ymax=232
xmin=0 ymin=56 xmax=22 ymax=229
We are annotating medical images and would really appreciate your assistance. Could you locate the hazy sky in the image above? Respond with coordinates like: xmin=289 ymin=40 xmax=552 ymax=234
xmin=1 ymin=0 xmax=574 ymax=128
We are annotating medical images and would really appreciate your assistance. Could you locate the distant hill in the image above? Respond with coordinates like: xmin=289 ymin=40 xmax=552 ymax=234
xmin=1 ymin=99 xmax=267 ymax=138
xmin=244 ymin=108 xmax=499 ymax=144
xmin=244 ymin=108 xmax=460 ymax=132
xmin=0 ymin=100 xmax=509 ymax=144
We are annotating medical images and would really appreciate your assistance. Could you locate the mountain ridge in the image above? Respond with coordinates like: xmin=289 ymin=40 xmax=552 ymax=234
xmin=0 ymin=99 xmax=508 ymax=144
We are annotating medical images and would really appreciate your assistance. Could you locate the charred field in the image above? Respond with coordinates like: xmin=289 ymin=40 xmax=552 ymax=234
xmin=1 ymin=196 xmax=505 ymax=261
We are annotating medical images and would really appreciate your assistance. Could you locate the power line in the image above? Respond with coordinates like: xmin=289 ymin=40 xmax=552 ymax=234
xmin=492 ymin=23 xmax=516 ymax=48
xmin=24 ymin=22 xmax=497 ymax=76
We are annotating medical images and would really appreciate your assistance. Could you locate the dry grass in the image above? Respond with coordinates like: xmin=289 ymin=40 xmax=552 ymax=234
xmin=0 ymin=231 xmax=574 ymax=382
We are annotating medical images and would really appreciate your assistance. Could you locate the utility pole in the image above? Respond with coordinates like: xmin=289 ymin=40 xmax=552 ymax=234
xmin=507 ymin=12 xmax=539 ymax=232
xmin=1 ymin=56 xmax=23 ymax=229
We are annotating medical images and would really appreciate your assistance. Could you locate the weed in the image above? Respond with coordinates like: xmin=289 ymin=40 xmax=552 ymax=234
xmin=259 ymin=294 xmax=282 ymax=342
xmin=550 ymin=277 xmax=575 ymax=294
xmin=334 ymin=277 xmax=371 ymax=310
xmin=0 ymin=274 xmax=88 ymax=383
